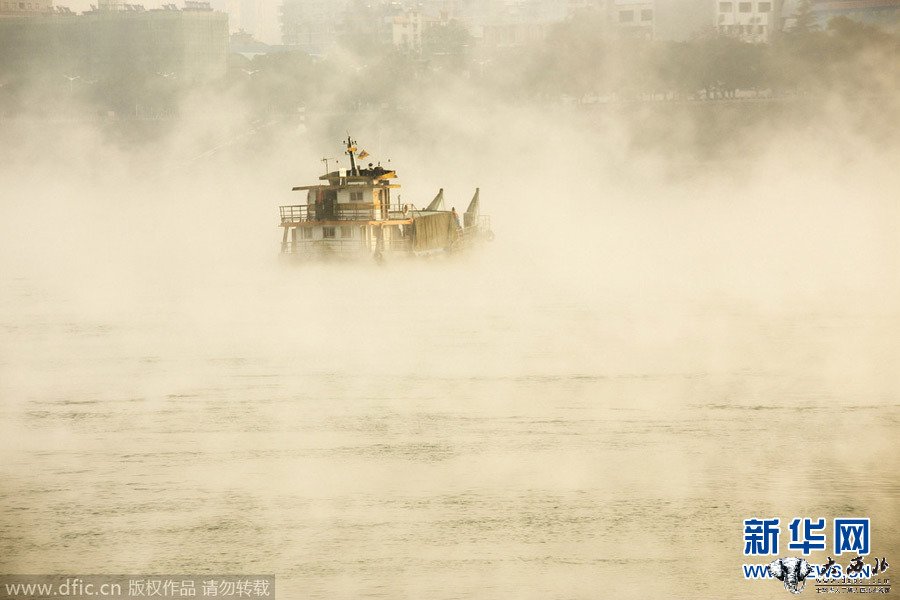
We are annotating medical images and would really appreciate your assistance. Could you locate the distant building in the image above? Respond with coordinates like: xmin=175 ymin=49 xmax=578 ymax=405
xmin=279 ymin=0 xmax=343 ymax=53
xmin=418 ymin=0 xmax=470 ymax=21
xmin=480 ymin=19 xmax=550 ymax=48
xmin=653 ymin=0 xmax=716 ymax=40
xmin=392 ymin=9 xmax=429 ymax=51
xmin=811 ymin=0 xmax=899 ymax=30
xmin=563 ymin=0 xmax=656 ymax=39
xmin=612 ymin=0 xmax=655 ymax=38
xmin=716 ymin=0 xmax=784 ymax=42
xmin=478 ymin=0 xmax=562 ymax=49
xmin=0 ymin=2 xmax=228 ymax=82
xmin=566 ymin=0 xmax=787 ymax=43
xmin=566 ymin=0 xmax=605 ymax=12
xmin=0 ymin=0 xmax=54 ymax=18
xmin=218 ymin=0 xmax=279 ymax=44
xmin=229 ymin=28 xmax=271 ymax=57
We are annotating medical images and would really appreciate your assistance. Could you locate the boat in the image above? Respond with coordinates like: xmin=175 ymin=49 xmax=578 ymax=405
xmin=278 ymin=136 xmax=492 ymax=262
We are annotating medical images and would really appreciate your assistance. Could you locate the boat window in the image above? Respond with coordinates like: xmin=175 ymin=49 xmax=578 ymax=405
xmin=301 ymin=227 xmax=312 ymax=239
xmin=323 ymin=227 xmax=336 ymax=239
xmin=340 ymin=226 xmax=352 ymax=238
xmin=350 ymin=191 xmax=363 ymax=203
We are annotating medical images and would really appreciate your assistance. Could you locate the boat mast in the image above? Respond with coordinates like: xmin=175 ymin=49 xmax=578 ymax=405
xmin=345 ymin=135 xmax=358 ymax=176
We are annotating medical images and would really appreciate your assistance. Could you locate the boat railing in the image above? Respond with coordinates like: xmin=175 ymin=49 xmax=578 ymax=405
xmin=280 ymin=203 xmax=416 ymax=224
xmin=279 ymin=205 xmax=310 ymax=223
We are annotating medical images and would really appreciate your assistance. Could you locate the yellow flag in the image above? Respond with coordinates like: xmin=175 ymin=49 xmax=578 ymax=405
xmin=358 ymin=150 xmax=369 ymax=159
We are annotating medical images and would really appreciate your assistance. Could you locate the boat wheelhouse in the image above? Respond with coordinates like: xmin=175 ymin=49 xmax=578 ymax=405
xmin=279 ymin=136 xmax=491 ymax=261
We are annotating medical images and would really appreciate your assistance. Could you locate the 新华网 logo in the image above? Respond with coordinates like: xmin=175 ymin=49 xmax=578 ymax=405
xmin=741 ymin=517 xmax=890 ymax=594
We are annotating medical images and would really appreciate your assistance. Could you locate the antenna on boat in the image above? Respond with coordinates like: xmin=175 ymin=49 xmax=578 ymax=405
xmin=320 ymin=157 xmax=334 ymax=174
xmin=345 ymin=134 xmax=358 ymax=176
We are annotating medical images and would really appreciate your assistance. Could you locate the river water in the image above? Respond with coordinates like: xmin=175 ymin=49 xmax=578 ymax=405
xmin=1 ymin=116 xmax=898 ymax=598
xmin=1 ymin=255 xmax=897 ymax=599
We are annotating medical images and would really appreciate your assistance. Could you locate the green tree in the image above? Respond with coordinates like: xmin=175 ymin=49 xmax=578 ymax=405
xmin=790 ymin=0 xmax=819 ymax=34
xmin=523 ymin=12 xmax=612 ymax=99
xmin=337 ymin=0 xmax=390 ymax=59
xmin=422 ymin=19 xmax=472 ymax=68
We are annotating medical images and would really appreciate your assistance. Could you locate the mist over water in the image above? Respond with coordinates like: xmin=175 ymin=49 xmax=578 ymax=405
xmin=1 ymin=42 xmax=899 ymax=599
